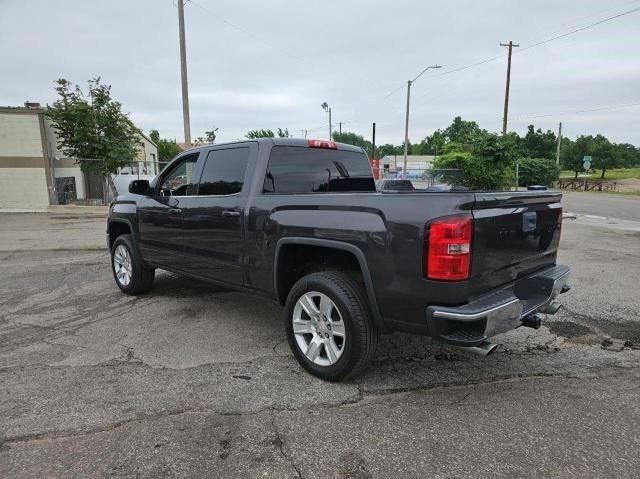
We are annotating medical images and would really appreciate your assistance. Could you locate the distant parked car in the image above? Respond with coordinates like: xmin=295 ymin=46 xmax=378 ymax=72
xmin=376 ymin=179 xmax=415 ymax=191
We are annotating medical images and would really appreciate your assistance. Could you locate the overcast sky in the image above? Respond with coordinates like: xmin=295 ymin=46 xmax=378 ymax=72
xmin=1 ymin=0 xmax=639 ymax=146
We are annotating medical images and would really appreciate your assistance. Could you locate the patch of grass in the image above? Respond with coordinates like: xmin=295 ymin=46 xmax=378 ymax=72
xmin=560 ymin=168 xmax=640 ymax=180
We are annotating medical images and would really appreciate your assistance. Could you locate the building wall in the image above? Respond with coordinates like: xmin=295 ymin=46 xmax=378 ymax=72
xmin=0 ymin=168 xmax=50 ymax=209
xmin=0 ymin=112 xmax=43 ymax=157
xmin=0 ymin=109 xmax=51 ymax=209
xmin=1 ymin=106 xmax=155 ymax=207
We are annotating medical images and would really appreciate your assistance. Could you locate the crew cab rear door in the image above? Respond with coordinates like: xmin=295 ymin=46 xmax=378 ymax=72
xmin=469 ymin=191 xmax=563 ymax=296
xmin=179 ymin=143 xmax=256 ymax=285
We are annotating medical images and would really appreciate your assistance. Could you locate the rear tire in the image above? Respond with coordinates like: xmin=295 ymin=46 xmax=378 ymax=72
xmin=111 ymin=234 xmax=155 ymax=295
xmin=284 ymin=271 xmax=379 ymax=381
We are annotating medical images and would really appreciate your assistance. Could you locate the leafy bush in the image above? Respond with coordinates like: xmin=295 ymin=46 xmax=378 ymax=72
xmin=433 ymin=134 xmax=515 ymax=190
xmin=517 ymin=158 xmax=559 ymax=186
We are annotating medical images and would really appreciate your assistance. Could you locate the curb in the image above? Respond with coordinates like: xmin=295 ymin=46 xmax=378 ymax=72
xmin=0 ymin=248 xmax=107 ymax=253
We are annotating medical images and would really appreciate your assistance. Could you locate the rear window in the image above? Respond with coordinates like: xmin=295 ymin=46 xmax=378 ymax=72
xmin=263 ymin=146 xmax=375 ymax=194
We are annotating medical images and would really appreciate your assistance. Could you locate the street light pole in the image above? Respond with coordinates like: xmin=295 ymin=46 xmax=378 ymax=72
xmin=321 ymin=102 xmax=332 ymax=141
xmin=402 ymin=64 xmax=441 ymax=178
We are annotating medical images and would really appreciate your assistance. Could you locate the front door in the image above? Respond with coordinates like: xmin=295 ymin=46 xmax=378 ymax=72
xmin=180 ymin=145 xmax=254 ymax=285
xmin=138 ymin=153 xmax=200 ymax=269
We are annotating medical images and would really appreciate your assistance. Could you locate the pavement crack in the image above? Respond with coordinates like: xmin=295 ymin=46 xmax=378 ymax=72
xmin=350 ymin=372 xmax=569 ymax=404
xmin=0 ymin=408 xmax=235 ymax=447
xmin=271 ymin=412 xmax=303 ymax=479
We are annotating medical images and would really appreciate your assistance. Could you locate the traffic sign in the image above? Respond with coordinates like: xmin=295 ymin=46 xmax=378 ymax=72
xmin=583 ymin=156 xmax=592 ymax=170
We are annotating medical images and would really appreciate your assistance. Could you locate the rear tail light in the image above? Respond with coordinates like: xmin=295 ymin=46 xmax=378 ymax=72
xmin=425 ymin=214 xmax=473 ymax=281
xmin=308 ymin=139 xmax=337 ymax=149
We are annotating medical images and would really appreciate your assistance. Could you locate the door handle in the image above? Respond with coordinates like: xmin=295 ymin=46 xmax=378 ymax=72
xmin=168 ymin=208 xmax=182 ymax=214
xmin=222 ymin=210 xmax=240 ymax=217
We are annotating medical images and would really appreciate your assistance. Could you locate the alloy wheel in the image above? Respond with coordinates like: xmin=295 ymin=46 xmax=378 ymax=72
xmin=292 ymin=291 xmax=346 ymax=366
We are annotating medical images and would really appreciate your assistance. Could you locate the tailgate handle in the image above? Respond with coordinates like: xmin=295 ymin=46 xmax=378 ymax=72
xmin=222 ymin=210 xmax=240 ymax=217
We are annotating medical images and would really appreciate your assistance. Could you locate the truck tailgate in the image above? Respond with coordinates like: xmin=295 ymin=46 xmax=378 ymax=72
xmin=469 ymin=191 xmax=563 ymax=297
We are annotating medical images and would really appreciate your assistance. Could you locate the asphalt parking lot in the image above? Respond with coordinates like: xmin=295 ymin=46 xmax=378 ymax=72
xmin=1 ymin=206 xmax=640 ymax=478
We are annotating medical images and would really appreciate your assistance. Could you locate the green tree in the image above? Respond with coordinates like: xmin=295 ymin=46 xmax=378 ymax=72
xmin=519 ymin=125 xmax=557 ymax=159
xmin=591 ymin=134 xmax=619 ymax=178
xmin=194 ymin=127 xmax=219 ymax=146
xmin=149 ymin=129 xmax=183 ymax=164
xmin=277 ymin=128 xmax=290 ymax=138
xmin=615 ymin=143 xmax=640 ymax=167
xmin=517 ymin=158 xmax=559 ymax=186
xmin=332 ymin=131 xmax=372 ymax=150
xmin=442 ymin=116 xmax=485 ymax=145
xmin=560 ymin=137 xmax=585 ymax=179
xmin=433 ymin=133 xmax=516 ymax=190
xmin=205 ymin=128 xmax=218 ymax=143
xmin=46 ymin=78 xmax=139 ymax=197
xmin=376 ymin=144 xmax=403 ymax=158
xmin=415 ymin=130 xmax=446 ymax=155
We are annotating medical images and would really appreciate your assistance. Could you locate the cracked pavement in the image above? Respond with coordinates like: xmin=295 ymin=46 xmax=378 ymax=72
xmin=1 ymin=212 xmax=640 ymax=478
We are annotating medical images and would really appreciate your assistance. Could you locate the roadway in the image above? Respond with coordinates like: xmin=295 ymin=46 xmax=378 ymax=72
xmin=560 ymin=191 xmax=640 ymax=222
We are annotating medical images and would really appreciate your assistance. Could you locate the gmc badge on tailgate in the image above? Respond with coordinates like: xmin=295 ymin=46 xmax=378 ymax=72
xmin=523 ymin=212 xmax=537 ymax=233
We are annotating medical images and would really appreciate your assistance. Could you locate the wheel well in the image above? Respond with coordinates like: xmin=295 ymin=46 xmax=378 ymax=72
xmin=108 ymin=221 xmax=131 ymax=251
xmin=276 ymin=244 xmax=364 ymax=305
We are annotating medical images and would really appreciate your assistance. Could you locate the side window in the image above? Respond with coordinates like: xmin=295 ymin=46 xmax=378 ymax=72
xmin=197 ymin=147 xmax=250 ymax=196
xmin=160 ymin=155 xmax=198 ymax=196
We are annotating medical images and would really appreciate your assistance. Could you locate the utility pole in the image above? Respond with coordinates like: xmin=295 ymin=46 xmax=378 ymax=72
xmin=177 ymin=0 xmax=192 ymax=147
xmin=300 ymin=129 xmax=308 ymax=139
xmin=402 ymin=64 xmax=441 ymax=177
xmin=555 ymin=122 xmax=563 ymax=167
xmin=372 ymin=122 xmax=376 ymax=159
xmin=500 ymin=41 xmax=519 ymax=135
xmin=329 ymin=107 xmax=332 ymax=141
xmin=338 ymin=122 xmax=342 ymax=135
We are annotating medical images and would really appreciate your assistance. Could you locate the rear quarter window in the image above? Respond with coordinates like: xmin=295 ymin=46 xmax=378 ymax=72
xmin=263 ymin=146 xmax=375 ymax=194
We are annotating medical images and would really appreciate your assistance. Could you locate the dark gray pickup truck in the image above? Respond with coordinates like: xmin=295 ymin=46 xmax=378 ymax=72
xmin=107 ymin=138 xmax=570 ymax=380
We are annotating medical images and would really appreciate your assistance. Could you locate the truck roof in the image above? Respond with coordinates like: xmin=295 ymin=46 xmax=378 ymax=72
xmin=184 ymin=137 xmax=366 ymax=154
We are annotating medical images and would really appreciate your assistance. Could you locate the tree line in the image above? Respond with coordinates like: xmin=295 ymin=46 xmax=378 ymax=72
xmin=334 ymin=117 xmax=640 ymax=189
xmin=46 ymin=78 xmax=638 ymax=192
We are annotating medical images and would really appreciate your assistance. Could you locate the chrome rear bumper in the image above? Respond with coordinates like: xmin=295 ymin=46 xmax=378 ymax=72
xmin=426 ymin=264 xmax=570 ymax=346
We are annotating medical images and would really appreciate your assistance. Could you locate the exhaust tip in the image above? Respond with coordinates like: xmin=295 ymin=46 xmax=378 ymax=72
xmin=454 ymin=341 xmax=498 ymax=357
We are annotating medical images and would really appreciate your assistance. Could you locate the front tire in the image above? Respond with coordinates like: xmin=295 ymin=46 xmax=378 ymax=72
xmin=111 ymin=234 xmax=155 ymax=295
xmin=284 ymin=271 xmax=379 ymax=381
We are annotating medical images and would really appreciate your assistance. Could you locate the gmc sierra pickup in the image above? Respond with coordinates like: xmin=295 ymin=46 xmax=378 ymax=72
xmin=107 ymin=138 xmax=570 ymax=380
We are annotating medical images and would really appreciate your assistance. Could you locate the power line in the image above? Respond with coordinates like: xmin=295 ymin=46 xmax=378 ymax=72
xmin=392 ymin=4 xmax=640 ymax=104
xmin=406 ymin=4 xmax=640 ymax=109
xmin=510 ymin=101 xmax=640 ymax=121
xmin=188 ymin=0 xmax=279 ymax=49
xmin=518 ymin=5 xmax=640 ymax=53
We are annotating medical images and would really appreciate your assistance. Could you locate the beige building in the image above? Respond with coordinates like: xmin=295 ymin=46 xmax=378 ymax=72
xmin=0 ymin=105 xmax=54 ymax=209
xmin=0 ymin=103 xmax=158 ymax=209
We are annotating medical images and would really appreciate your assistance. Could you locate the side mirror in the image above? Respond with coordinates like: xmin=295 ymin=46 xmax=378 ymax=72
xmin=129 ymin=179 xmax=151 ymax=195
